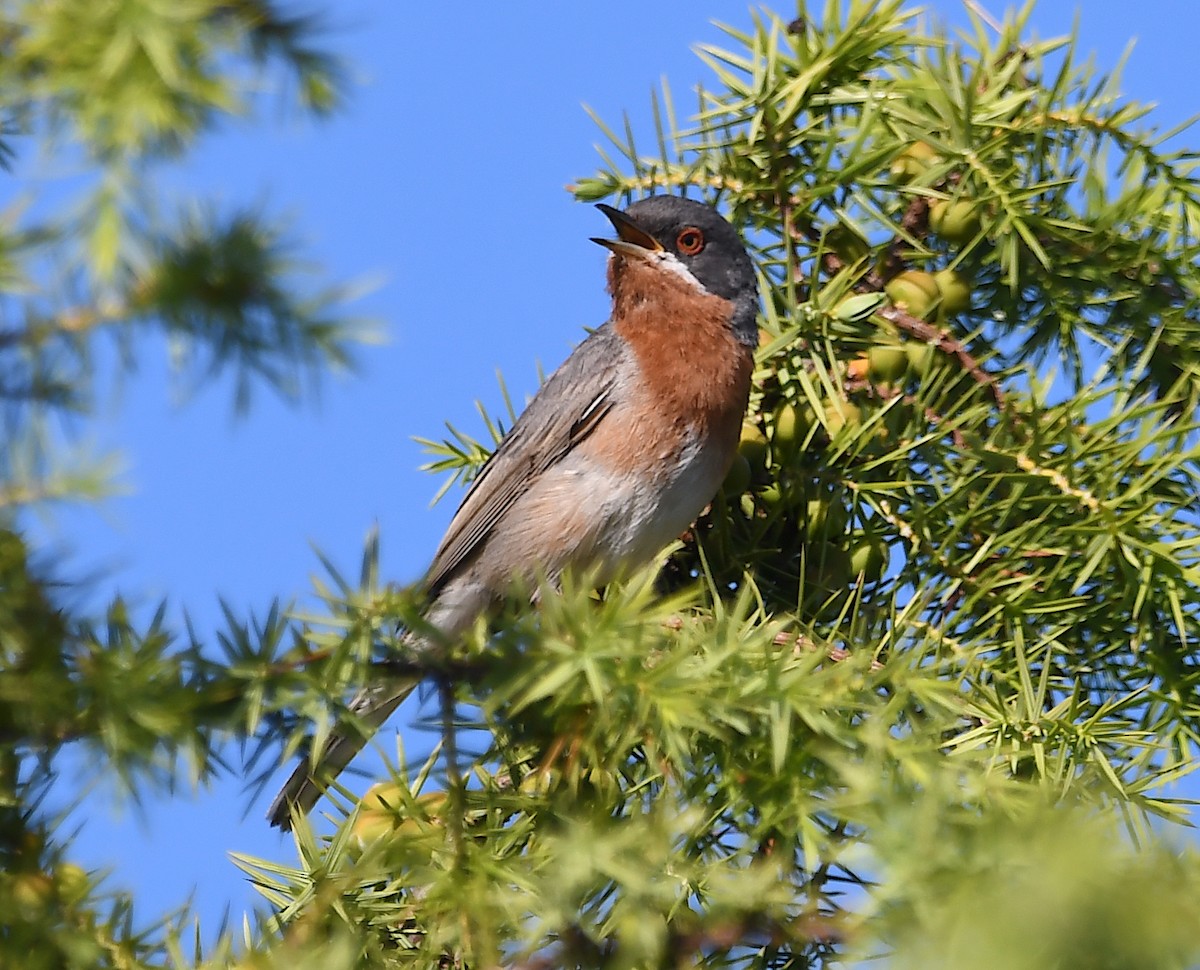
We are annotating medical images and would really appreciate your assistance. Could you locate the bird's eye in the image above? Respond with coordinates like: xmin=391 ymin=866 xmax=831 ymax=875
xmin=676 ymin=227 xmax=705 ymax=255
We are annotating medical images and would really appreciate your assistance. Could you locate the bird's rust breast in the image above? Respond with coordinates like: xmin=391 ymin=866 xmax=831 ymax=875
xmin=605 ymin=258 xmax=753 ymax=466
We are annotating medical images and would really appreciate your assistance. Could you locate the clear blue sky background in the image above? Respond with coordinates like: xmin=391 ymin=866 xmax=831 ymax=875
xmin=35 ymin=0 xmax=1200 ymax=940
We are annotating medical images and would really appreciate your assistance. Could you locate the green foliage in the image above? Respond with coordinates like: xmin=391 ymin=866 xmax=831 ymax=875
xmin=877 ymin=808 xmax=1200 ymax=970
xmin=0 ymin=0 xmax=362 ymax=507
xmin=562 ymin=0 xmax=1200 ymax=805
xmin=380 ymin=1 xmax=1200 ymax=966
xmin=0 ymin=0 xmax=365 ymax=966
xmin=6 ymin=1 xmax=1200 ymax=968
xmin=4 ymin=0 xmax=345 ymax=159
xmin=136 ymin=205 xmax=359 ymax=407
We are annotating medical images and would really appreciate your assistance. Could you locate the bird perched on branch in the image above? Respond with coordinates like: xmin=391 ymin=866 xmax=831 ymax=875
xmin=267 ymin=195 xmax=759 ymax=830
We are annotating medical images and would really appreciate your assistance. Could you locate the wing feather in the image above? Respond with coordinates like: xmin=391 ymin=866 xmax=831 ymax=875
xmin=424 ymin=324 xmax=624 ymax=595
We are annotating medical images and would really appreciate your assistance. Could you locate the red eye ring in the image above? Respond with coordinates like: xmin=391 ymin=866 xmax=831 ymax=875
xmin=676 ymin=227 xmax=705 ymax=255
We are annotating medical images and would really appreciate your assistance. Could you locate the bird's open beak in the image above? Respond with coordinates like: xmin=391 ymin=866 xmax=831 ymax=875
xmin=590 ymin=203 xmax=664 ymax=259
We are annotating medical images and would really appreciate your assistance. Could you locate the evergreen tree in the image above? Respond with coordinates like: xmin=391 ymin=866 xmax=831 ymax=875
xmin=5 ymin=2 xmax=1200 ymax=968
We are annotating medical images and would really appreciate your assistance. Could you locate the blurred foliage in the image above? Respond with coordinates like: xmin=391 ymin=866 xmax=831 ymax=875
xmin=0 ymin=0 xmax=365 ymax=966
xmin=6 ymin=1 xmax=1200 ymax=969
xmin=0 ymin=0 xmax=362 ymax=505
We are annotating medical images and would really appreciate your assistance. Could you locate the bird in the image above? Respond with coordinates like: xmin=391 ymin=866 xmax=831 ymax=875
xmin=267 ymin=195 xmax=759 ymax=830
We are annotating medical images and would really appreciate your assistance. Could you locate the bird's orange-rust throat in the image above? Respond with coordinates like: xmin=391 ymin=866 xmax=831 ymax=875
xmin=610 ymin=256 xmax=753 ymax=446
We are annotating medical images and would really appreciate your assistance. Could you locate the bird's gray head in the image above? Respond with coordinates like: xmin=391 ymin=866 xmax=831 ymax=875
xmin=592 ymin=196 xmax=760 ymax=347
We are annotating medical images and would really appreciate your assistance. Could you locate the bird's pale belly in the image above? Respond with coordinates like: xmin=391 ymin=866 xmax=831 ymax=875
xmin=557 ymin=431 xmax=729 ymax=583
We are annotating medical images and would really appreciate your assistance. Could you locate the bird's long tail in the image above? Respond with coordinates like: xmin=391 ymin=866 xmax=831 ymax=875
xmin=266 ymin=673 xmax=420 ymax=830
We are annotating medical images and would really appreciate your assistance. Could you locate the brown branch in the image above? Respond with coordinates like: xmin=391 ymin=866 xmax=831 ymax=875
xmin=0 ymin=294 xmax=138 ymax=351
xmin=504 ymin=914 xmax=847 ymax=970
xmin=774 ymin=630 xmax=883 ymax=670
xmin=842 ymin=377 xmax=969 ymax=448
xmin=875 ymin=195 xmax=932 ymax=287
xmin=378 ymin=654 xmax=484 ymax=682
xmin=875 ymin=304 xmax=1004 ymax=406
xmin=785 ymin=200 xmax=1002 ymax=408
xmin=264 ymin=647 xmax=334 ymax=674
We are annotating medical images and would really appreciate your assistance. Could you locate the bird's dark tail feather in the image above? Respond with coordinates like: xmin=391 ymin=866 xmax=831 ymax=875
xmin=266 ymin=675 xmax=420 ymax=830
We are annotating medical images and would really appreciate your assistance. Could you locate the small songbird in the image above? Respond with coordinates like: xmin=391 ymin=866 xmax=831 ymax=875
xmin=267 ymin=195 xmax=759 ymax=829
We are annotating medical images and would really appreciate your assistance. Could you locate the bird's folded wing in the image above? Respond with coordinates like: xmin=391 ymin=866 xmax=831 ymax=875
xmin=424 ymin=324 xmax=625 ymax=595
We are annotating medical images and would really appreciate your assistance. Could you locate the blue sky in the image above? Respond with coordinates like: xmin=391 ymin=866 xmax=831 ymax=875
xmin=36 ymin=0 xmax=1200 ymax=941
